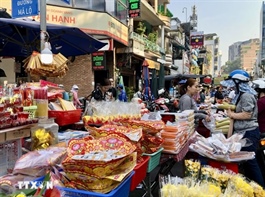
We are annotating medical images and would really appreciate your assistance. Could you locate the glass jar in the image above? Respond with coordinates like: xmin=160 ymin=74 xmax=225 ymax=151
xmin=31 ymin=118 xmax=59 ymax=150
xmin=38 ymin=118 xmax=59 ymax=143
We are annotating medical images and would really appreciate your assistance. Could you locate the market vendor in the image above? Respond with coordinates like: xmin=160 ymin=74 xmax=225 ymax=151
xmin=178 ymin=78 xmax=211 ymax=123
xmin=90 ymin=78 xmax=111 ymax=102
xmin=221 ymin=69 xmax=265 ymax=188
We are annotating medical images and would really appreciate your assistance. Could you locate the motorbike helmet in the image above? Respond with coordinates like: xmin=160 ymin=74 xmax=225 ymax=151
xmin=229 ymin=69 xmax=250 ymax=82
xmin=72 ymin=84 xmax=79 ymax=90
xmin=158 ymin=88 xmax=165 ymax=95
xmin=252 ymin=79 xmax=265 ymax=90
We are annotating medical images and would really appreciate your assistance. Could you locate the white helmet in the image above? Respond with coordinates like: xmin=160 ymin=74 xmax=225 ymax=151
xmin=252 ymin=79 xmax=265 ymax=89
xmin=158 ymin=88 xmax=165 ymax=95
xmin=72 ymin=84 xmax=79 ymax=90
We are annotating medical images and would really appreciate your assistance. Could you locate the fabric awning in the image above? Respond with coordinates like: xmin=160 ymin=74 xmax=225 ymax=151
xmin=145 ymin=59 xmax=160 ymax=70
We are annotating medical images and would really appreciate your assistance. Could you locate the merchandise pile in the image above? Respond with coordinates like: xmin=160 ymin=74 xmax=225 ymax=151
xmin=189 ymin=132 xmax=255 ymax=162
xmin=161 ymin=110 xmax=195 ymax=154
xmin=62 ymin=133 xmax=137 ymax=193
xmin=160 ymin=160 xmax=265 ymax=197
xmin=23 ymin=52 xmax=69 ymax=78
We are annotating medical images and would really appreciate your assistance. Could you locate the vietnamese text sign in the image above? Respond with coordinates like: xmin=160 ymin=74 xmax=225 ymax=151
xmin=190 ymin=35 xmax=204 ymax=47
xmin=12 ymin=0 xmax=38 ymax=18
xmin=92 ymin=52 xmax=106 ymax=70
xmin=129 ymin=0 xmax=140 ymax=18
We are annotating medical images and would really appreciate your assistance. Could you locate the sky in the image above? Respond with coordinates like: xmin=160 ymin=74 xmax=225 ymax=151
xmin=168 ymin=0 xmax=264 ymax=65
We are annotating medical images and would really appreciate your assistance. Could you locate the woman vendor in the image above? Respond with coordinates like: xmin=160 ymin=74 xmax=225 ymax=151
xmin=178 ymin=78 xmax=211 ymax=123
xmin=89 ymin=78 xmax=112 ymax=101
xmin=221 ymin=69 xmax=265 ymax=188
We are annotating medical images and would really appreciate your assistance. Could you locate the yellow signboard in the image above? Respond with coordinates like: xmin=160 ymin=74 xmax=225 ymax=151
xmin=0 ymin=1 xmax=128 ymax=46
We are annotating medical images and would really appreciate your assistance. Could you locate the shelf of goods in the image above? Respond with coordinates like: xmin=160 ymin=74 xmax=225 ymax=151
xmin=0 ymin=124 xmax=37 ymax=176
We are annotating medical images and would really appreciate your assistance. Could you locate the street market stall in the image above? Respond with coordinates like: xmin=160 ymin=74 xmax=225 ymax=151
xmin=0 ymin=94 xmax=264 ymax=197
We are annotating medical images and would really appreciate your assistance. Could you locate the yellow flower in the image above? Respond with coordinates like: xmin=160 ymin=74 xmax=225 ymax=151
xmin=16 ymin=193 xmax=26 ymax=197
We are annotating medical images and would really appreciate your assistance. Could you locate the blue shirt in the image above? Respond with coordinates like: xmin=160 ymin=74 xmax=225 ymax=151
xmin=118 ymin=90 xmax=127 ymax=102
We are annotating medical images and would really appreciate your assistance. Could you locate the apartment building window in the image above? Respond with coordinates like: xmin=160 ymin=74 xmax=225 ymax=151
xmin=116 ymin=0 xmax=127 ymax=24
xmin=47 ymin=0 xmax=73 ymax=7
xmin=74 ymin=0 xmax=105 ymax=11
xmin=106 ymin=0 xmax=115 ymax=16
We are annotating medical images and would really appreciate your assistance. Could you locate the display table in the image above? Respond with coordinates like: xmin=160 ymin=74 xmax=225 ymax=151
xmin=0 ymin=124 xmax=37 ymax=176
xmin=0 ymin=124 xmax=37 ymax=142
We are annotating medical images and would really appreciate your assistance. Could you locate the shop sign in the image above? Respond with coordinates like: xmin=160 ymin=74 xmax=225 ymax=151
xmin=92 ymin=52 xmax=106 ymax=70
xmin=1 ymin=1 xmax=128 ymax=46
xmin=129 ymin=0 xmax=140 ymax=18
xmin=190 ymin=35 xmax=204 ymax=47
xmin=11 ymin=0 xmax=38 ymax=18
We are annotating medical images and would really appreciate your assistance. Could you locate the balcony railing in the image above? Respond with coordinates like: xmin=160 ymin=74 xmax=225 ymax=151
xmin=158 ymin=14 xmax=170 ymax=27
xmin=130 ymin=32 xmax=164 ymax=54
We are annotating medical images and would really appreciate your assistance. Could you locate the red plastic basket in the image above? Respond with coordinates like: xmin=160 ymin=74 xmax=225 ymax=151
xmin=48 ymin=109 xmax=82 ymax=126
xmin=208 ymin=160 xmax=238 ymax=173
xmin=130 ymin=156 xmax=150 ymax=191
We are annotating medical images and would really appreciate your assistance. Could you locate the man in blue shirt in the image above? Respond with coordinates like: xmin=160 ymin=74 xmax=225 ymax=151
xmin=117 ymin=84 xmax=127 ymax=102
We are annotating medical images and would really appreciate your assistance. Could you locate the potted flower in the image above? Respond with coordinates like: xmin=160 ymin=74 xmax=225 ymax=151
xmin=136 ymin=22 xmax=146 ymax=36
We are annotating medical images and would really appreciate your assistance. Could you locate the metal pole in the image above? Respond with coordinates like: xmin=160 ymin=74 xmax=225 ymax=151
xmin=182 ymin=7 xmax=187 ymax=22
xmin=40 ymin=0 xmax=47 ymax=51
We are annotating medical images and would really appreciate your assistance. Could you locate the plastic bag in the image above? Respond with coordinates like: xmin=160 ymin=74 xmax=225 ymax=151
xmin=202 ymin=115 xmax=215 ymax=133
xmin=13 ymin=147 xmax=67 ymax=177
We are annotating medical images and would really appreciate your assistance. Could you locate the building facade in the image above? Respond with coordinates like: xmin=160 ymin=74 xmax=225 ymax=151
xmin=240 ymin=38 xmax=260 ymax=74
xmin=0 ymin=0 xmax=172 ymax=98
xmin=228 ymin=42 xmax=242 ymax=62
xmin=204 ymin=34 xmax=220 ymax=77
xmin=257 ymin=1 xmax=265 ymax=78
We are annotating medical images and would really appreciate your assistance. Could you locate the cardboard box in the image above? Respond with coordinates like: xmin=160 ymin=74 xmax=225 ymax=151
xmin=6 ymin=128 xmax=30 ymax=141
xmin=0 ymin=133 xmax=5 ymax=143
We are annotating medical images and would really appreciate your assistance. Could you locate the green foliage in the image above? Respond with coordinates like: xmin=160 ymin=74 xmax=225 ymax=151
xmin=222 ymin=58 xmax=242 ymax=74
xmin=158 ymin=5 xmax=173 ymax=17
xmin=136 ymin=22 xmax=146 ymax=36
xmin=125 ymin=86 xmax=135 ymax=101
xmin=147 ymin=31 xmax=158 ymax=43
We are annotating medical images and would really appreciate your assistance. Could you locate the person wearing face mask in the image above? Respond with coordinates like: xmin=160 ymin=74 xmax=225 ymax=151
xmin=178 ymin=78 xmax=211 ymax=122
xmin=71 ymin=85 xmax=82 ymax=108
xmin=221 ymin=70 xmax=265 ymax=188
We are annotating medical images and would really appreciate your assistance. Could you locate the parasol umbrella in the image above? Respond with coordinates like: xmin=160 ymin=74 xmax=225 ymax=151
xmin=118 ymin=75 xmax=125 ymax=92
xmin=158 ymin=64 xmax=165 ymax=89
xmin=0 ymin=18 xmax=106 ymax=57
xmin=151 ymin=69 xmax=157 ymax=98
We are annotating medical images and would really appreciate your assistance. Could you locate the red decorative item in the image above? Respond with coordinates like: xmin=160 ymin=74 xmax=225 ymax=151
xmin=203 ymin=76 xmax=212 ymax=84
xmin=44 ymin=187 xmax=61 ymax=197
xmin=23 ymin=88 xmax=33 ymax=106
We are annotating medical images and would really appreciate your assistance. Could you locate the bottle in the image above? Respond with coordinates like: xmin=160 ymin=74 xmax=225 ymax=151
xmin=69 ymin=92 xmax=73 ymax=102
xmin=169 ymin=87 xmax=174 ymax=97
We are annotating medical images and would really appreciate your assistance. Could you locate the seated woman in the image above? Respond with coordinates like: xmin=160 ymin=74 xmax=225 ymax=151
xmin=178 ymin=78 xmax=210 ymax=123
